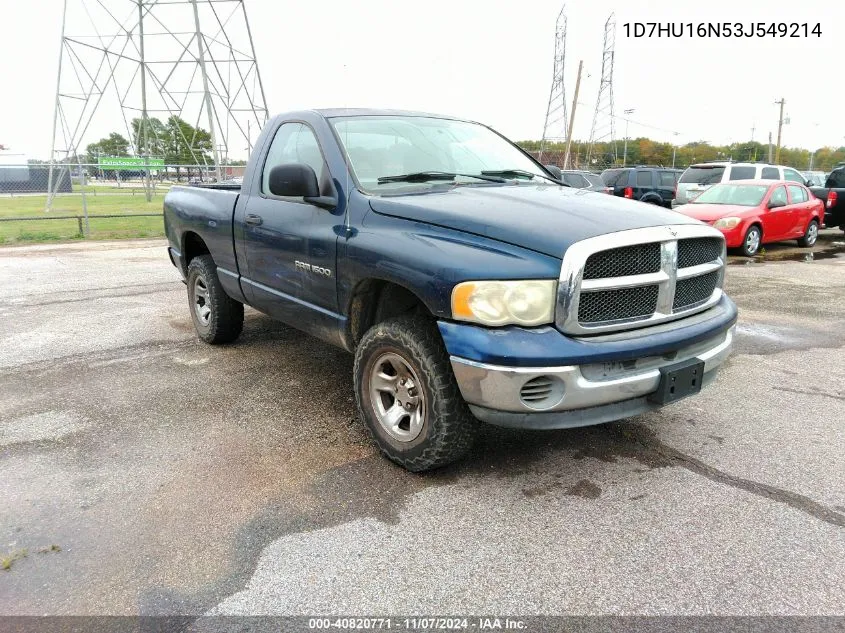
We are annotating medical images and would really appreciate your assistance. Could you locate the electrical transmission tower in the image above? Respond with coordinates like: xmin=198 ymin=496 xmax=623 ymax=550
xmin=48 ymin=0 xmax=269 ymax=206
xmin=538 ymin=5 xmax=568 ymax=164
xmin=586 ymin=13 xmax=617 ymax=168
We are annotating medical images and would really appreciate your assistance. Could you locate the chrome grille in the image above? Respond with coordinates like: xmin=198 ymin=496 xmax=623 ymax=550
xmin=579 ymin=285 xmax=659 ymax=323
xmin=556 ymin=225 xmax=726 ymax=335
xmin=674 ymin=271 xmax=720 ymax=311
xmin=678 ymin=237 xmax=723 ymax=268
xmin=583 ymin=243 xmax=661 ymax=279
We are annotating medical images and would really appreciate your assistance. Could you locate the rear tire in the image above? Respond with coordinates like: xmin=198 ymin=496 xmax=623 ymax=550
xmin=797 ymin=220 xmax=819 ymax=247
xmin=740 ymin=225 xmax=762 ymax=257
xmin=353 ymin=315 xmax=479 ymax=472
xmin=186 ymin=255 xmax=244 ymax=344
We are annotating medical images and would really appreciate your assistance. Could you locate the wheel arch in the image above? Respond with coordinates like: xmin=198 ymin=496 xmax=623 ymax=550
xmin=346 ymin=278 xmax=434 ymax=349
xmin=182 ymin=231 xmax=211 ymax=267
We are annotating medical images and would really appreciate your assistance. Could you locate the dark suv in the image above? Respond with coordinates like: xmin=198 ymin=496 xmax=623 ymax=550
xmin=601 ymin=167 xmax=681 ymax=208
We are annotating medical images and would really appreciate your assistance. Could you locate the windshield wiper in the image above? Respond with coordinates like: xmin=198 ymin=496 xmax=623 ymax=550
xmin=481 ymin=169 xmax=568 ymax=186
xmin=377 ymin=171 xmax=506 ymax=184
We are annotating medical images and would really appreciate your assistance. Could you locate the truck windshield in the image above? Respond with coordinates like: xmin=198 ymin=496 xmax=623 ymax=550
xmin=691 ymin=184 xmax=768 ymax=206
xmin=330 ymin=115 xmax=548 ymax=193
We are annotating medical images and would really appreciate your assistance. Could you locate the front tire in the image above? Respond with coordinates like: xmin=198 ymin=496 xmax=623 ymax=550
xmin=186 ymin=254 xmax=244 ymax=344
xmin=353 ymin=315 xmax=479 ymax=472
xmin=740 ymin=225 xmax=762 ymax=257
xmin=798 ymin=220 xmax=819 ymax=247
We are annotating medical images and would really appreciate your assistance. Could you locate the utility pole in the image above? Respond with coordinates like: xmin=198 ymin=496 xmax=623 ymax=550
xmin=563 ymin=60 xmax=583 ymax=170
xmin=768 ymin=132 xmax=773 ymax=163
xmin=622 ymin=108 xmax=634 ymax=166
xmin=774 ymin=98 xmax=785 ymax=164
xmin=671 ymin=132 xmax=679 ymax=168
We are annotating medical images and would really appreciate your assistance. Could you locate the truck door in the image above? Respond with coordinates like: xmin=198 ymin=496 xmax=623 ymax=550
xmin=240 ymin=121 xmax=340 ymax=322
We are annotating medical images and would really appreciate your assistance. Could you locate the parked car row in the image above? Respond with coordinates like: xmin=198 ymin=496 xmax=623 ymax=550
xmin=546 ymin=160 xmax=840 ymax=257
xmin=521 ymin=159 xmax=834 ymax=259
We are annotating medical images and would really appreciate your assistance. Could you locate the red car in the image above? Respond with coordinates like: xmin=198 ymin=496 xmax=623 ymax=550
xmin=676 ymin=180 xmax=825 ymax=256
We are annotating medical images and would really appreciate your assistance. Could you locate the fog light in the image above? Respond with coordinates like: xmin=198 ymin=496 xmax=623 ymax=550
xmin=519 ymin=375 xmax=565 ymax=410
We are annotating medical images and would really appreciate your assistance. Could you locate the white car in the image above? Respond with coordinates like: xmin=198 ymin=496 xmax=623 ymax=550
xmin=674 ymin=161 xmax=808 ymax=206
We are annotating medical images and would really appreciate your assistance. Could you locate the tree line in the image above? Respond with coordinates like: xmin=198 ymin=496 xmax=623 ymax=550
xmin=43 ymin=122 xmax=845 ymax=176
xmin=84 ymin=116 xmax=213 ymax=166
xmin=517 ymin=138 xmax=845 ymax=172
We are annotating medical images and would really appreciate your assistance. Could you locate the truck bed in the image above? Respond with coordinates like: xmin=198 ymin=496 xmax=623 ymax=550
xmin=163 ymin=184 xmax=242 ymax=282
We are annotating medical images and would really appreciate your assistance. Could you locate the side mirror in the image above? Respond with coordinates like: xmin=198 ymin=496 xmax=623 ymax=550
xmin=544 ymin=164 xmax=562 ymax=180
xmin=268 ymin=163 xmax=337 ymax=209
xmin=268 ymin=163 xmax=320 ymax=197
xmin=767 ymin=199 xmax=786 ymax=209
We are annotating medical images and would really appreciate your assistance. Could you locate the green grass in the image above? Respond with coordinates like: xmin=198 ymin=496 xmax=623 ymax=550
xmin=1 ymin=549 xmax=28 ymax=571
xmin=0 ymin=193 xmax=166 ymax=244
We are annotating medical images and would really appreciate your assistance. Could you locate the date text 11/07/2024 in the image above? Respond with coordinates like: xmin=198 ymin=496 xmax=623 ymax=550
xmin=308 ymin=618 xmax=526 ymax=630
xmin=624 ymin=22 xmax=821 ymax=38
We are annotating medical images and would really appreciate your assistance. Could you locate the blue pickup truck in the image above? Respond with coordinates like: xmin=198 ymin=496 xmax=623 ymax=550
xmin=164 ymin=109 xmax=737 ymax=471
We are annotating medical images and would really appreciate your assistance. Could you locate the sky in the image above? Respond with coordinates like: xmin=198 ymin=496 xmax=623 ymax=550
xmin=0 ymin=0 xmax=841 ymax=160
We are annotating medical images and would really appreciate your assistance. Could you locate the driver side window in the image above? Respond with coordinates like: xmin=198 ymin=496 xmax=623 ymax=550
xmin=262 ymin=123 xmax=327 ymax=195
xmin=769 ymin=186 xmax=787 ymax=206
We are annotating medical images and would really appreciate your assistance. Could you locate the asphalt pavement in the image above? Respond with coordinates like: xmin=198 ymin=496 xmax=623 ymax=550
xmin=1 ymin=234 xmax=844 ymax=617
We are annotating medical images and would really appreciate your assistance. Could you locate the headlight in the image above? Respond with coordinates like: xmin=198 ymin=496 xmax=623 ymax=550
xmin=713 ymin=217 xmax=741 ymax=229
xmin=451 ymin=280 xmax=557 ymax=326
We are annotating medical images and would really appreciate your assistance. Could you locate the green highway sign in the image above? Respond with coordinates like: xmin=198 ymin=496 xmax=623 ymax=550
xmin=97 ymin=156 xmax=165 ymax=169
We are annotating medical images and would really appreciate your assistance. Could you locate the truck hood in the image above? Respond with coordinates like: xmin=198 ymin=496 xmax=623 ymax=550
xmin=676 ymin=203 xmax=756 ymax=223
xmin=369 ymin=184 xmax=701 ymax=257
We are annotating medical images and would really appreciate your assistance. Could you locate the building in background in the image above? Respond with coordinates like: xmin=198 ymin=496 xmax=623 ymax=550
xmin=1 ymin=150 xmax=72 ymax=193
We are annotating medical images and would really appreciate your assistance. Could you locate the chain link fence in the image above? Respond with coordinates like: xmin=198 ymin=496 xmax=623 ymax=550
xmin=0 ymin=163 xmax=245 ymax=242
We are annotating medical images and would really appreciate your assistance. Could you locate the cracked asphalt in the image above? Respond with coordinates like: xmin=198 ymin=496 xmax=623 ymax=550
xmin=1 ymin=234 xmax=844 ymax=616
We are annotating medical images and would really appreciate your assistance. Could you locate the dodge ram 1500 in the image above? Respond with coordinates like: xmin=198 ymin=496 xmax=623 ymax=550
xmin=164 ymin=109 xmax=737 ymax=471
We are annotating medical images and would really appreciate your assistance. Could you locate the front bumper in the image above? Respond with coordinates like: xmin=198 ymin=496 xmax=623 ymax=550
xmin=449 ymin=326 xmax=734 ymax=430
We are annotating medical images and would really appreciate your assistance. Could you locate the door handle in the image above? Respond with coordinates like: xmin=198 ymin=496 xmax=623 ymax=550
xmin=245 ymin=214 xmax=263 ymax=226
